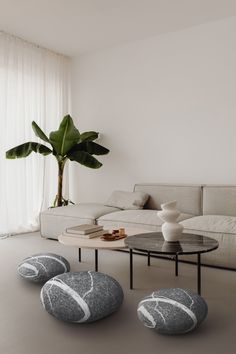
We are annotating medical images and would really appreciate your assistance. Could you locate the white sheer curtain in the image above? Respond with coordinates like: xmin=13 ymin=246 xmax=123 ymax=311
xmin=0 ymin=32 xmax=71 ymax=236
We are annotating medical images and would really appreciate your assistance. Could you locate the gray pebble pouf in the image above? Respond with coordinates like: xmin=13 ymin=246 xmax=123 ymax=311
xmin=17 ymin=253 xmax=70 ymax=283
xmin=40 ymin=271 xmax=124 ymax=323
xmin=137 ymin=288 xmax=208 ymax=334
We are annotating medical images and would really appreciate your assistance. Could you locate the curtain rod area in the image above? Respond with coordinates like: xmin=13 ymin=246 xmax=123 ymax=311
xmin=0 ymin=30 xmax=70 ymax=59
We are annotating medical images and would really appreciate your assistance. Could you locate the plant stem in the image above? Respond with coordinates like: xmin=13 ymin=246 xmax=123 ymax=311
xmin=57 ymin=158 xmax=66 ymax=207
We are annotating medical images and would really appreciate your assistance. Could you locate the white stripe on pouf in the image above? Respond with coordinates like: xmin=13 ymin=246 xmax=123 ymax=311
xmin=25 ymin=255 xmax=68 ymax=272
xmin=18 ymin=263 xmax=39 ymax=277
xmin=138 ymin=305 xmax=156 ymax=328
xmin=35 ymin=260 xmax=48 ymax=273
xmin=139 ymin=297 xmax=197 ymax=333
xmin=82 ymin=271 xmax=94 ymax=299
xmin=43 ymin=278 xmax=91 ymax=322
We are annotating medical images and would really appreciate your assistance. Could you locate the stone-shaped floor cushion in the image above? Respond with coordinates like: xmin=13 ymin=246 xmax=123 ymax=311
xmin=137 ymin=288 xmax=208 ymax=334
xmin=17 ymin=253 xmax=70 ymax=283
xmin=40 ymin=271 xmax=124 ymax=323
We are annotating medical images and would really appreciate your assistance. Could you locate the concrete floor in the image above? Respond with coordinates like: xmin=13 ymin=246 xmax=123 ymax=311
xmin=0 ymin=232 xmax=236 ymax=354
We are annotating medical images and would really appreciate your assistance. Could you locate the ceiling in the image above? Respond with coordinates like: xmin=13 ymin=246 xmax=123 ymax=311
xmin=1 ymin=0 xmax=236 ymax=56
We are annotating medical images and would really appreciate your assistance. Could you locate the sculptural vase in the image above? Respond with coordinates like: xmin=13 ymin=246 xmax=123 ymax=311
xmin=157 ymin=200 xmax=183 ymax=242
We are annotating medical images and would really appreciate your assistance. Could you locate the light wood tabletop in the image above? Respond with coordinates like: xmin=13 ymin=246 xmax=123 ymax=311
xmin=58 ymin=227 xmax=151 ymax=272
xmin=58 ymin=228 xmax=148 ymax=250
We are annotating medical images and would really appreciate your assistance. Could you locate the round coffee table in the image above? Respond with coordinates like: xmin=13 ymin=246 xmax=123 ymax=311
xmin=125 ymin=232 xmax=219 ymax=294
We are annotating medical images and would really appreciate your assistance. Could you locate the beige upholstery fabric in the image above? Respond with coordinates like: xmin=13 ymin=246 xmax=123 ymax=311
xmin=180 ymin=230 xmax=236 ymax=269
xmin=180 ymin=215 xmax=236 ymax=268
xmin=181 ymin=215 xmax=236 ymax=234
xmin=134 ymin=184 xmax=202 ymax=215
xmin=203 ymin=185 xmax=236 ymax=216
xmin=98 ymin=209 xmax=193 ymax=231
xmin=105 ymin=190 xmax=149 ymax=210
xmin=40 ymin=204 xmax=120 ymax=239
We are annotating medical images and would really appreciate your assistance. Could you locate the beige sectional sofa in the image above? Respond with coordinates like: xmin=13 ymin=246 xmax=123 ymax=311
xmin=40 ymin=183 xmax=236 ymax=270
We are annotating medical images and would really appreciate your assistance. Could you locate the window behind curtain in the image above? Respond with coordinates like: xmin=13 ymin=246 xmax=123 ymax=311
xmin=0 ymin=32 xmax=70 ymax=236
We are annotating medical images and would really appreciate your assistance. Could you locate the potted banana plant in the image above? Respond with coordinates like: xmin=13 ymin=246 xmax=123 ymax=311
xmin=6 ymin=114 xmax=109 ymax=207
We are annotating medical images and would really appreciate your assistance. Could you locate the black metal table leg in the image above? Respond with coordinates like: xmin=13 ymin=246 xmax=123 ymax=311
xmin=147 ymin=251 xmax=151 ymax=266
xmin=175 ymin=254 xmax=178 ymax=276
xmin=130 ymin=249 xmax=133 ymax=289
xmin=95 ymin=249 xmax=98 ymax=272
xmin=78 ymin=248 xmax=81 ymax=262
xmin=197 ymin=253 xmax=201 ymax=295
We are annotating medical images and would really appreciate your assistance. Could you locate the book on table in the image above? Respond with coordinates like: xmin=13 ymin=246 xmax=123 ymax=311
xmin=66 ymin=224 xmax=103 ymax=235
xmin=63 ymin=229 xmax=106 ymax=239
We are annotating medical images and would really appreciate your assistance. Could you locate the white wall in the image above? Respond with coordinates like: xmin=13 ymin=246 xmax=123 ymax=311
xmin=71 ymin=16 xmax=236 ymax=203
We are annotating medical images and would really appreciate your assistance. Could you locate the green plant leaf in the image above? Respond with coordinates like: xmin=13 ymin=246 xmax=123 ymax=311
xmin=67 ymin=150 xmax=102 ymax=168
xmin=79 ymin=131 xmax=99 ymax=142
xmin=6 ymin=142 xmax=52 ymax=159
xmin=49 ymin=115 xmax=80 ymax=156
xmin=32 ymin=121 xmax=50 ymax=143
xmin=84 ymin=142 xmax=109 ymax=155
xmin=70 ymin=142 xmax=109 ymax=156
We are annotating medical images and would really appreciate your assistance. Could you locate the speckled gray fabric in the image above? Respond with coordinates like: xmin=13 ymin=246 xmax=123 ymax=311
xmin=137 ymin=288 xmax=208 ymax=334
xmin=17 ymin=253 xmax=70 ymax=283
xmin=40 ymin=271 xmax=124 ymax=323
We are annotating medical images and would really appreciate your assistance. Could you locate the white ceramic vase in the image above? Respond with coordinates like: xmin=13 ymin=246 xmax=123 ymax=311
xmin=157 ymin=200 xmax=183 ymax=242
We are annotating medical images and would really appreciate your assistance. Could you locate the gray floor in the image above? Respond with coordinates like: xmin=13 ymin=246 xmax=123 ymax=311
xmin=0 ymin=232 xmax=235 ymax=354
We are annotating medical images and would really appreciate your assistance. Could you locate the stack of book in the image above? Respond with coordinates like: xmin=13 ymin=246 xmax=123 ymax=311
xmin=63 ymin=224 xmax=105 ymax=239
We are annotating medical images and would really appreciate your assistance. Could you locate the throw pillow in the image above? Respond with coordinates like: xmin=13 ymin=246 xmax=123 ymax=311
xmin=105 ymin=190 xmax=149 ymax=210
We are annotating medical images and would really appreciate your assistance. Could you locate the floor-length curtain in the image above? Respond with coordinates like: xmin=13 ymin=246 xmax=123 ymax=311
xmin=0 ymin=32 xmax=71 ymax=236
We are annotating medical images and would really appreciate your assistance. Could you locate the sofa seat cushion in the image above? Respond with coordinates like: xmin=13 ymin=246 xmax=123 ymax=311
xmin=97 ymin=210 xmax=193 ymax=231
xmin=181 ymin=215 xmax=236 ymax=234
xmin=40 ymin=203 xmax=120 ymax=239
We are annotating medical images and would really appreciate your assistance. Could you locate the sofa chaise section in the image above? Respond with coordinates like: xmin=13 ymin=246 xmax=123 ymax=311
xmin=180 ymin=185 xmax=236 ymax=269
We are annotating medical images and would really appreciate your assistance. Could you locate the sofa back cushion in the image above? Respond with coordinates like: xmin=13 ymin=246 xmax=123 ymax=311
xmin=134 ymin=184 xmax=202 ymax=215
xmin=203 ymin=185 xmax=236 ymax=216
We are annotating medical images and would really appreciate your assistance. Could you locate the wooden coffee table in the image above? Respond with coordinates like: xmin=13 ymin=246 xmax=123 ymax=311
xmin=58 ymin=228 xmax=147 ymax=272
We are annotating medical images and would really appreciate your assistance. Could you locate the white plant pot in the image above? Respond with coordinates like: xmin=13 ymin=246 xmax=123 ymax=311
xmin=157 ymin=200 xmax=183 ymax=242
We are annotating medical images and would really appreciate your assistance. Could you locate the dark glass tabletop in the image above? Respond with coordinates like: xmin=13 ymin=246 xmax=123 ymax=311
xmin=124 ymin=232 xmax=219 ymax=255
